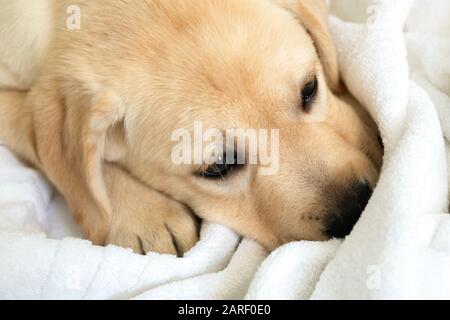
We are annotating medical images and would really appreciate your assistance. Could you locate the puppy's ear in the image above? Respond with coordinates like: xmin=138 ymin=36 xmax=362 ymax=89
xmin=81 ymin=91 xmax=128 ymax=225
xmin=23 ymin=77 xmax=130 ymax=245
xmin=275 ymin=0 xmax=342 ymax=93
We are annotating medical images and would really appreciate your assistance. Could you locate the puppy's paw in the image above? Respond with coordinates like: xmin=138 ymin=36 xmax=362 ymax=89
xmin=104 ymin=165 xmax=200 ymax=256
xmin=106 ymin=198 xmax=200 ymax=256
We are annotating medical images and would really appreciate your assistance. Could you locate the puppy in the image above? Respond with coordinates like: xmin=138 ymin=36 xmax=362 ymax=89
xmin=0 ymin=0 xmax=382 ymax=254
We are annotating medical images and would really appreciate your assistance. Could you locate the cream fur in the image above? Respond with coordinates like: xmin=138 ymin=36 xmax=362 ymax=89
xmin=0 ymin=0 xmax=382 ymax=254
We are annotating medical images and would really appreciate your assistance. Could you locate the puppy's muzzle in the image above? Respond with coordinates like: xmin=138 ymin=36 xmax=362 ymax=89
xmin=324 ymin=182 xmax=373 ymax=239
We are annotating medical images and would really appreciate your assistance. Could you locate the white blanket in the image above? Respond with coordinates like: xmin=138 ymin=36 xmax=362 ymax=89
xmin=1 ymin=0 xmax=449 ymax=300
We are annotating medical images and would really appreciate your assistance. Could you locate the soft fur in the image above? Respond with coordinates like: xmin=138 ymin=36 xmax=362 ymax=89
xmin=0 ymin=0 xmax=382 ymax=255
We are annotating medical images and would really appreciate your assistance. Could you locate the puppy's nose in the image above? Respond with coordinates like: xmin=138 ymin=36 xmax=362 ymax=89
xmin=324 ymin=183 xmax=373 ymax=239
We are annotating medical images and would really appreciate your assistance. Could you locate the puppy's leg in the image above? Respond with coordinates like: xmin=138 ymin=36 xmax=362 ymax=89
xmin=0 ymin=89 xmax=39 ymax=165
xmin=103 ymin=163 xmax=200 ymax=256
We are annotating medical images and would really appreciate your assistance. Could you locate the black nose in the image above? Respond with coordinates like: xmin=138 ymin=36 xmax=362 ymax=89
xmin=324 ymin=183 xmax=373 ymax=239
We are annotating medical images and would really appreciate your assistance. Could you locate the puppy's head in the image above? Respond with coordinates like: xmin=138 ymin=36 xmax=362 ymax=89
xmin=58 ymin=0 xmax=382 ymax=249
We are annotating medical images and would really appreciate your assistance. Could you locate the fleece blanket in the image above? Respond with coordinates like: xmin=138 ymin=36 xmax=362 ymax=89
xmin=0 ymin=0 xmax=449 ymax=299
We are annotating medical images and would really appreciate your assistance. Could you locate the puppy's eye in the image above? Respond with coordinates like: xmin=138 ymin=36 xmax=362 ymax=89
xmin=301 ymin=77 xmax=318 ymax=112
xmin=198 ymin=154 xmax=243 ymax=180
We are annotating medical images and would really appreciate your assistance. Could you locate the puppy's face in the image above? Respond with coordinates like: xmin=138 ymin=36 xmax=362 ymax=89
xmin=99 ymin=0 xmax=382 ymax=249
xmin=62 ymin=0 xmax=382 ymax=249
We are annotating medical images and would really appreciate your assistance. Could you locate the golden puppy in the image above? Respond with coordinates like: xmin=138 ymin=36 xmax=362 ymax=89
xmin=0 ymin=0 xmax=382 ymax=255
